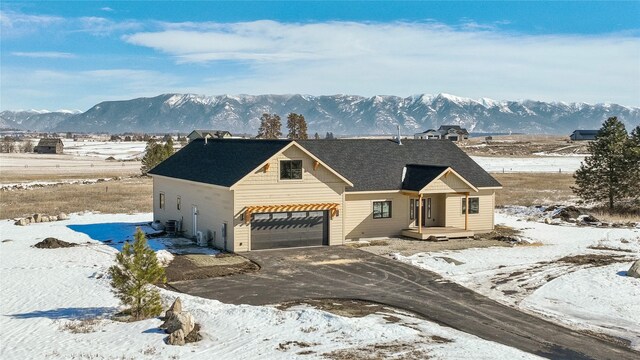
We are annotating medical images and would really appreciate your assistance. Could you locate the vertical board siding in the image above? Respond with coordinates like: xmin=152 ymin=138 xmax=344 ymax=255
xmin=153 ymin=176 xmax=235 ymax=251
xmin=233 ymin=146 xmax=347 ymax=252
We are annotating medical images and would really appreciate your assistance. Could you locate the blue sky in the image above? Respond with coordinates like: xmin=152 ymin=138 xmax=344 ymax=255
xmin=1 ymin=1 xmax=639 ymax=110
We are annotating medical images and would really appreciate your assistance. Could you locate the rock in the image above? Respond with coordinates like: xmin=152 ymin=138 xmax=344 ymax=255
xmin=14 ymin=218 xmax=28 ymax=226
xmin=57 ymin=213 xmax=68 ymax=221
xmin=544 ymin=217 xmax=552 ymax=224
xmin=26 ymin=216 xmax=33 ymax=224
xmin=167 ymin=329 xmax=185 ymax=346
xmin=551 ymin=206 xmax=583 ymax=221
xmin=33 ymin=213 xmax=42 ymax=223
xmin=34 ymin=237 xmax=77 ymax=249
xmin=580 ymin=214 xmax=599 ymax=223
xmin=164 ymin=297 xmax=183 ymax=319
xmin=184 ymin=324 xmax=202 ymax=343
xmin=41 ymin=215 xmax=50 ymax=222
xmin=628 ymin=260 xmax=640 ymax=278
xmin=161 ymin=312 xmax=194 ymax=335
xmin=49 ymin=216 xmax=58 ymax=222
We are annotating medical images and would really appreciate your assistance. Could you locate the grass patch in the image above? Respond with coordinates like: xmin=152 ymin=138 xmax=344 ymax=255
xmin=493 ymin=173 xmax=577 ymax=207
xmin=58 ymin=318 xmax=102 ymax=333
xmin=0 ymin=177 xmax=152 ymax=219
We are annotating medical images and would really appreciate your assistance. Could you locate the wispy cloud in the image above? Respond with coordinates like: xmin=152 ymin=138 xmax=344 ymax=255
xmin=123 ymin=20 xmax=640 ymax=106
xmin=100 ymin=7 xmax=114 ymax=12
xmin=12 ymin=51 xmax=76 ymax=59
xmin=0 ymin=10 xmax=64 ymax=37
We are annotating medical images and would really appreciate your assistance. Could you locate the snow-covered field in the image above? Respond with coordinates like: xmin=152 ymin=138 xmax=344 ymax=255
xmin=0 ymin=213 xmax=541 ymax=359
xmin=61 ymin=140 xmax=148 ymax=160
xmin=470 ymin=155 xmax=585 ymax=173
xmin=396 ymin=212 xmax=640 ymax=349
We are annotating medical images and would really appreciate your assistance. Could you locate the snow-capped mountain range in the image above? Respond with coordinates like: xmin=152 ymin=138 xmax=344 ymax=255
xmin=1 ymin=93 xmax=638 ymax=135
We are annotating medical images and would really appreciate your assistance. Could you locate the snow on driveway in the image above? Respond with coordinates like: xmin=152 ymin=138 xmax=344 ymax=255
xmin=0 ymin=213 xmax=541 ymax=359
xmin=470 ymin=155 xmax=584 ymax=173
xmin=396 ymin=213 xmax=640 ymax=349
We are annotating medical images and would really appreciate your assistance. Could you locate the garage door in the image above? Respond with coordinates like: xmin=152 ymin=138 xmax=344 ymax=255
xmin=251 ymin=211 xmax=328 ymax=250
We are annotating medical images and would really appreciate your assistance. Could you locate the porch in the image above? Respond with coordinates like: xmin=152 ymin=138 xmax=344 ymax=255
xmin=401 ymin=227 xmax=474 ymax=240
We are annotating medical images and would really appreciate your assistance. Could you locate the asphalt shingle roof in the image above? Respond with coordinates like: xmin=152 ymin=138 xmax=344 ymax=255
xmin=401 ymin=165 xmax=450 ymax=191
xmin=148 ymin=138 xmax=291 ymax=187
xmin=297 ymin=139 xmax=501 ymax=191
xmin=150 ymin=138 xmax=501 ymax=191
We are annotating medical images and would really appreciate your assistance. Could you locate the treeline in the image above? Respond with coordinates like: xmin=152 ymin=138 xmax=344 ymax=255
xmin=0 ymin=137 xmax=34 ymax=153
xmin=256 ymin=112 xmax=335 ymax=140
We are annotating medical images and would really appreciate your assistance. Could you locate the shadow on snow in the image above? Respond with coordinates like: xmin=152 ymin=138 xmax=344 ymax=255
xmin=9 ymin=307 xmax=117 ymax=320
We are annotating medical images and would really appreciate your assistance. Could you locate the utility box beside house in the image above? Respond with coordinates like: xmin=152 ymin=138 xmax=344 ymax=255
xmin=34 ymin=138 xmax=64 ymax=154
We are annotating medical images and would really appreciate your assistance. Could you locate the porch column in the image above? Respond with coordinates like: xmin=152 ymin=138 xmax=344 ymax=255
xmin=465 ymin=192 xmax=469 ymax=230
xmin=418 ymin=194 xmax=423 ymax=234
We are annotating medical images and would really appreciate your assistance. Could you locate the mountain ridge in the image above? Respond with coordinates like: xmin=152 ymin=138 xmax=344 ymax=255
xmin=2 ymin=93 xmax=638 ymax=135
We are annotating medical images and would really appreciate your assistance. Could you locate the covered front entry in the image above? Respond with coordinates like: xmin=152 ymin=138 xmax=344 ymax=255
xmin=250 ymin=211 xmax=328 ymax=250
xmin=244 ymin=203 xmax=339 ymax=250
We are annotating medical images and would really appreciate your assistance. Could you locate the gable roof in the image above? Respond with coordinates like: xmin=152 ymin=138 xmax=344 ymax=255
xmin=402 ymin=165 xmax=450 ymax=191
xmin=439 ymin=125 xmax=469 ymax=135
xmin=189 ymin=130 xmax=231 ymax=138
xmin=148 ymin=139 xmax=290 ymax=187
xmin=297 ymin=139 xmax=500 ymax=191
xmin=36 ymin=138 xmax=63 ymax=146
xmin=571 ymin=130 xmax=599 ymax=135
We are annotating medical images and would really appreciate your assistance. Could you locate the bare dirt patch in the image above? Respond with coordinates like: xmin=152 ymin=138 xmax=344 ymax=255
xmin=460 ymin=135 xmax=587 ymax=157
xmin=309 ymin=259 xmax=362 ymax=266
xmin=323 ymin=341 xmax=432 ymax=360
xmin=557 ymin=254 xmax=628 ymax=266
xmin=34 ymin=237 xmax=77 ymax=249
xmin=165 ymin=253 xmax=259 ymax=282
xmin=359 ymin=236 xmax=511 ymax=257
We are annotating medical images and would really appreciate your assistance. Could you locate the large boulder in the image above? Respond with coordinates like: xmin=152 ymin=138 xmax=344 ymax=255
xmin=167 ymin=329 xmax=185 ymax=346
xmin=161 ymin=312 xmax=194 ymax=335
xmin=14 ymin=218 xmax=28 ymax=226
xmin=41 ymin=215 xmax=50 ymax=222
xmin=57 ymin=213 xmax=68 ymax=221
xmin=164 ymin=297 xmax=182 ymax=319
xmin=628 ymin=260 xmax=640 ymax=278
xmin=551 ymin=206 xmax=583 ymax=221
xmin=32 ymin=214 xmax=43 ymax=223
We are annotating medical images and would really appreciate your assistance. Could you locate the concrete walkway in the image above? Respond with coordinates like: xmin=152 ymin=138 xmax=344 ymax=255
xmin=170 ymin=247 xmax=638 ymax=360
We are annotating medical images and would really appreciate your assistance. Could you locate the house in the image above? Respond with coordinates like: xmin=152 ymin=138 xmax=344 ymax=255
xmin=148 ymin=138 xmax=501 ymax=252
xmin=570 ymin=130 xmax=599 ymax=141
xmin=34 ymin=138 xmax=64 ymax=154
xmin=414 ymin=125 xmax=469 ymax=141
xmin=187 ymin=130 xmax=232 ymax=142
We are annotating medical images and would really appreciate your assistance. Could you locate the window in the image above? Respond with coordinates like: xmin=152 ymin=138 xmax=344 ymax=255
xmin=177 ymin=196 xmax=181 ymax=210
xmin=373 ymin=201 xmax=392 ymax=219
xmin=409 ymin=199 xmax=415 ymax=220
xmin=159 ymin=193 xmax=165 ymax=210
xmin=461 ymin=197 xmax=479 ymax=214
xmin=427 ymin=198 xmax=432 ymax=219
xmin=280 ymin=160 xmax=303 ymax=180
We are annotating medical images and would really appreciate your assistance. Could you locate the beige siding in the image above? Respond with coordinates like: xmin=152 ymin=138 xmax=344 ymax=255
xmin=152 ymin=175 xmax=235 ymax=250
xmin=344 ymin=192 xmax=410 ymax=239
xmin=444 ymin=189 xmax=495 ymax=232
xmin=423 ymin=173 xmax=472 ymax=193
xmin=233 ymin=145 xmax=347 ymax=252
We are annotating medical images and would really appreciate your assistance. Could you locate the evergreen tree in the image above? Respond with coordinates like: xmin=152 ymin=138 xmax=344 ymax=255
xmin=286 ymin=113 xmax=308 ymax=140
xmin=314 ymin=132 xmax=320 ymax=140
xmin=626 ymin=126 xmax=640 ymax=201
xmin=163 ymin=138 xmax=175 ymax=158
xmin=257 ymin=113 xmax=282 ymax=139
xmin=572 ymin=117 xmax=631 ymax=210
xmin=108 ymin=228 xmax=165 ymax=320
xmin=141 ymin=139 xmax=162 ymax=174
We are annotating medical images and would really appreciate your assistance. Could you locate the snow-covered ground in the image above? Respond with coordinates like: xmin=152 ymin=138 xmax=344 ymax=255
xmin=396 ymin=213 xmax=640 ymax=349
xmin=62 ymin=140 xmax=147 ymax=160
xmin=0 ymin=213 xmax=541 ymax=359
xmin=470 ymin=155 xmax=585 ymax=173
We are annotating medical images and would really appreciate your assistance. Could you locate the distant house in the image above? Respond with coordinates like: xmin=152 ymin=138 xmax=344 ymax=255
xmin=414 ymin=125 xmax=469 ymax=141
xmin=34 ymin=138 xmax=64 ymax=154
xmin=570 ymin=130 xmax=599 ymax=141
xmin=187 ymin=130 xmax=232 ymax=142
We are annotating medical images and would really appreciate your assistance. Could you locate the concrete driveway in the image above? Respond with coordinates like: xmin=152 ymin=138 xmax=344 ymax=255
xmin=170 ymin=246 xmax=638 ymax=360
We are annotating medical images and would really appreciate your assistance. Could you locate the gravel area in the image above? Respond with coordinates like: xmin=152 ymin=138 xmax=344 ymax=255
xmin=351 ymin=236 xmax=511 ymax=257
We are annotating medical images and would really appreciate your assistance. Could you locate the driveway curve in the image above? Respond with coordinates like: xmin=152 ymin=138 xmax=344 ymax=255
xmin=170 ymin=246 xmax=638 ymax=360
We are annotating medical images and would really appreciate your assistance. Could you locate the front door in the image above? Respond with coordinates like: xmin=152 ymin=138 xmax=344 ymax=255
xmin=416 ymin=198 xmax=432 ymax=227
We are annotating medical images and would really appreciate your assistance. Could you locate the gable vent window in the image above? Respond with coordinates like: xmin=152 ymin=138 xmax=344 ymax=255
xmin=280 ymin=160 xmax=303 ymax=180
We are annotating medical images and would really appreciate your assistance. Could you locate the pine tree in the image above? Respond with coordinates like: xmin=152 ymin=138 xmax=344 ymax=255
xmin=572 ymin=117 xmax=631 ymax=210
xmin=141 ymin=139 xmax=161 ymax=174
xmin=257 ymin=113 xmax=282 ymax=139
xmin=626 ymin=126 xmax=640 ymax=202
xmin=108 ymin=228 xmax=166 ymax=321
xmin=314 ymin=132 xmax=320 ymax=140
xmin=286 ymin=113 xmax=308 ymax=140
xmin=164 ymin=138 xmax=175 ymax=158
